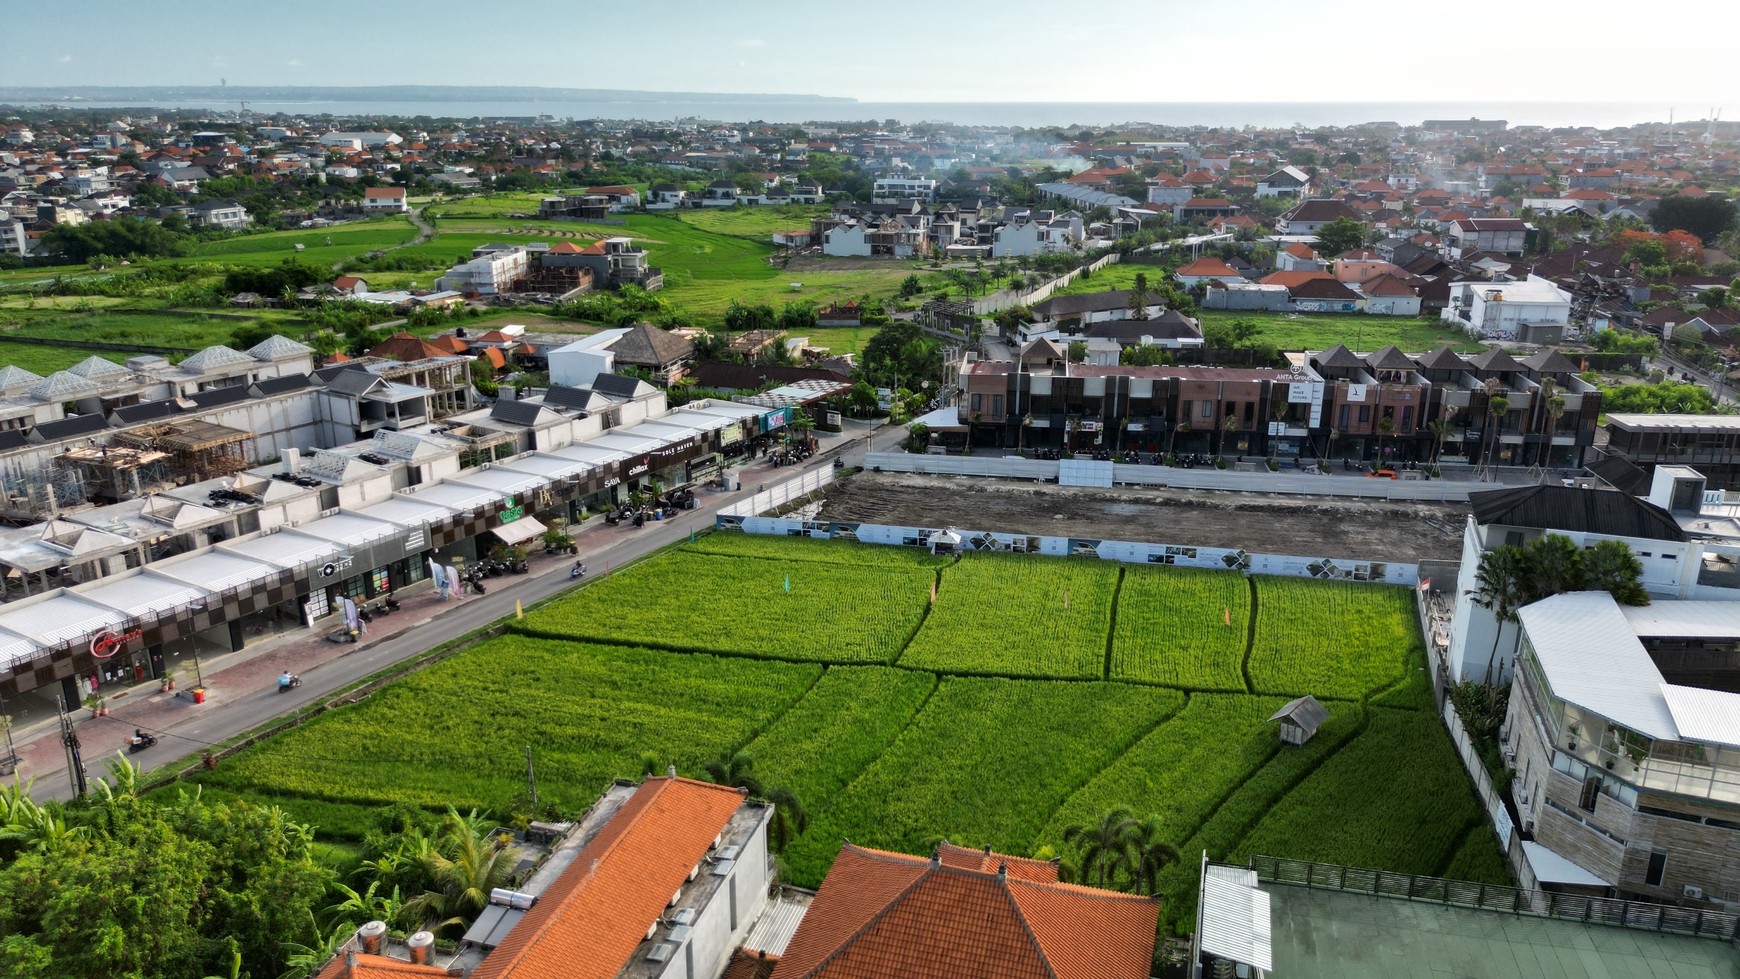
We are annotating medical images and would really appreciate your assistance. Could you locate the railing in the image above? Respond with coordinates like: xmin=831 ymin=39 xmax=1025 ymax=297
xmin=718 ymin=468 xmax=834 ymax=518
xmin=1248 ymin=855 xmax=1738 ymax=940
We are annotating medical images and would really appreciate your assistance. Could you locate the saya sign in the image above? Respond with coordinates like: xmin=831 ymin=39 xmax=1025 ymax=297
xmin=90 ymin=626 xmax=145 ymax=660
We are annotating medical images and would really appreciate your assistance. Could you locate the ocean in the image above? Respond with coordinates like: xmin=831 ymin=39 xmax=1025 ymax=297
xmin=23 ymin=98 xmax=1690 ymax=130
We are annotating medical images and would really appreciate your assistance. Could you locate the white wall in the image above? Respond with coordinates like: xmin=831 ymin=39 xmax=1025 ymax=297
xmin=660 ymin=812 xmax=771 ymax=979
xmin=548 ymin=348 xmax=614 ymax=388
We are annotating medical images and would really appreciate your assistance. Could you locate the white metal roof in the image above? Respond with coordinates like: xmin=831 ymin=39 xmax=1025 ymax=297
xmin=1606 ymin=413 xmax=1740 ymax=433
xmin=0 ymin=628 xmax=41 ymax=671
xmin=224 ymin=531 xmax=342 ymax=569
xmin=495 ymin=454 xmax=594 ymax=481
xmin=1198 ymin=866 xmax=1274 ymax=971
xmin=294 ymin=511 xmax=400 ymax=548
xmin=446 ymin=466 xmax=548 ymax=495
xmin=1518 ymin=592 xmax=1680 ymax=740
xmin=353 ymin=496 xmax=459 ymax=527
xmin=1521 ymin=841 xmax=1611 ymax=887
xmin=0 ymin=593 xmax=126 ymax=645
xmin=153 ymin=549 xmax=277 ymax=592
xmin=399 ymin=482 xmax=504 ymax=512
xmin=588 ymin=433 xmax=663 ymax=454
xmin=545 ymin=443 xmax=629 ymax=466
xmin=1621 ymin=601 xmax=1740 ymax=640
xmin=616 ymin=420 xmax=702 ymax=442
xmin=79 ymin=572 xmax=208 ymax=617
xmin=1661 ymin=684 xmax=1740 ymax=748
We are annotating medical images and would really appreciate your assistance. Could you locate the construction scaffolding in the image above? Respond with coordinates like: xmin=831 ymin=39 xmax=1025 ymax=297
xmin=60 ymin=442 xmax=173 ymax=504
xmin=113 ymin=420 xmax=254 ymax=484
xmin=0 ymin=461 xmax=87 ymax=525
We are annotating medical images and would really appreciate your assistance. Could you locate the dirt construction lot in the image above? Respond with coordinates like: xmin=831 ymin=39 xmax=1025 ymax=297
xmin=819 ymin=471 xmax=1469 ymax=563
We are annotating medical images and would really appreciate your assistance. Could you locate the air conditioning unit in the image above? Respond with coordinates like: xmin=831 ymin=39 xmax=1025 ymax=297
xmin=1685 ymin=885 xmax=1705 ymax=900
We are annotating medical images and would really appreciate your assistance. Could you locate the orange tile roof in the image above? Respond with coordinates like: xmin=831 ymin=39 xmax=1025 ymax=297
xmin=771 ymin=844 xmax=1158 ymax=979
xmin=314 ymin=952 xmax=449 ymax=979
xmin=1281 ymin=242 xmax=1319 ymax=259
xmin=1176 ymin=257 xmax=1241 ymax=277
xmin=471 ymin=777 xmax=748 ymax=979
xmin=367 ymin=332 xmax=454 ymax=361
xmin=478 ymin=346 xmax=507 ymax=369
xmin=427 ymin=336 xmax=469 ymax=354
xmin=1260 ymin=270 xmax=1336 ymax=288
xmin=935 ymin=841 xmax=1059 ymax=882
xmin=546 ymin=241 xmax=585 ymax=254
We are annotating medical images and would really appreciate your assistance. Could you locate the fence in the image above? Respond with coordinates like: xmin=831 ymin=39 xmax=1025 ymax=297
xmin=716 ymin=514 xmax=1418 ymax=586
xmin=970 ymin=252 xmax=1121 ymax=315
xmin=863 ymin=451 xmax=1474 ymax=502
xmin=717 ymin=467 xmax=835 ymax=518
xmin=1247 ymin=855 xmax=1737 ymax=940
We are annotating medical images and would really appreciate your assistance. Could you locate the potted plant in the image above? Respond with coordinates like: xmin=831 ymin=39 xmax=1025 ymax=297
xmin=1566 ymin=723 xmax=1580 ymax=751
xmin=84 ymin=693 xmax=106 ymax=717
xmin=159 ymin=669 xmax=176 ymax=693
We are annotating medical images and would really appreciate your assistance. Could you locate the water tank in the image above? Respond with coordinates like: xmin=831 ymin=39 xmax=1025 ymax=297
xmin=407 ymin=931 xmax=435 ymax=965
xmin=356 ymin=920 xmax=387 ymax=954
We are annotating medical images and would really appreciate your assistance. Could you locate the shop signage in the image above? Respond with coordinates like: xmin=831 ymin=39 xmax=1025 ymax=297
xmin=90 ymin=626 xmax=144 ymax=659
xmin=759 ymin=407 xmax=791 ymax=433
xmin=651 ymin=437 xmax=701 ymax=467
xmin=498 ymin=495 xmax=525 ymax=524
xmin=319 ymin=554 xmax=357 ymax=580
xmin=404 ymin=529 xmax=426 ymax=553
xmin=625 ymin=455 xmax=651 ymax=479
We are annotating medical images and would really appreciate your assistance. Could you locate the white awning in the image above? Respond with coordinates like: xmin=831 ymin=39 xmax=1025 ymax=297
xmin=1522 ymin=841 xmax=1612 ymax=887
xmin=490 ymin=516 xmax=547 ymax=547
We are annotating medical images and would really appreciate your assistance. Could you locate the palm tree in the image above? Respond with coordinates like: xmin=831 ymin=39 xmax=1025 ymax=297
xmin=1128 ymin=272 xmax=1151 ymax=321
xmin=1018 ymin=412 xmax=1032 ymax=453
xmin=1169 ymin=421 xmax=1190 ymax=459
xmin=762 ymin=787 xmax=809 ymax=854
xmin=1217 ymin=412 xmax=1239 ymax=460
xmin=1062 ymin=807 xmax=1138 ymax=888
xmin=1127 ymin=814 xmax=1181 ymax=897
xmin=1426 ymin=419 xmax=1451 ymax=465
xmin=1472 ymin=544 xmax=1530 ymax=685
xmin=704 ymin=751 xmax=765 ymax=796
xmin=1540 ymin=394 xmax=1567 ymax=471
xmin=1524 ymin=533 xmax=1586 ymax=601
xmin=1483 ymin=394 xmax=1510 ymax=475
xmin=400 ymin=809 xmax=521 ymax=938
xmin=1375 ymin=416 xmax=1395 ymax=468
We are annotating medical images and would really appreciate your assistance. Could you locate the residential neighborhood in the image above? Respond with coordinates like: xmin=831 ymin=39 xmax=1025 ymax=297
xmin=4 ymin=13 xmax=1740 ymax=979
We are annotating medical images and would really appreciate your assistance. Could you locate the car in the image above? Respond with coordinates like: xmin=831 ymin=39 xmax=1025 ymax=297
xmin=1369 ymin=469 xmax=1399 ymax=479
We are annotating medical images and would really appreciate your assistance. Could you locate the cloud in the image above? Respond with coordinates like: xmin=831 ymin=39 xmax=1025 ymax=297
xmin=738 ymin=60 xmax=748 ymax=68
xmin=59 ymin=54 xmax=72 ymax=63
xmin=287 ymin=58 xmax=302 ymax=66
xmin=736 ymin=38 xmax=765 ymax=48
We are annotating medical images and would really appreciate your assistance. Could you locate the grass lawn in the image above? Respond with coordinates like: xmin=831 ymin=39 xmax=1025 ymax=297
xmin=0 ymin=340 xmax=116 ymax=375
xmin=800 ymin=326 xmax=878 ymax=357
xmin=0 ymin=294 xmax=133 ymax=310
xmin=1197 ymin=310 xmax=1482 ymax=353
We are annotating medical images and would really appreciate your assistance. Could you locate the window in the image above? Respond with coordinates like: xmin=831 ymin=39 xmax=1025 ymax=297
xmin=1645 ymin=850 xmax=1667 ymax=887
xmin=1358 ymin=406 xmax=1371 ymax=423
xmin=1201 ymin=401 xmax=1214 ymax=419
xmin=971 ymin=394 xmax=982 ymax=412
xmin=992 ymin=395 xmax=1003 ymax=418
xmin=1338 ymin=405 xmax=1350 ymax=429
xmin=1579 ymin=776 xmax=1601 ymax=813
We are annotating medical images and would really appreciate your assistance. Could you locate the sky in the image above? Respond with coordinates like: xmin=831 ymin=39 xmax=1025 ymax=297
xmin=2 ymin=0 xmax=1738 ymax=107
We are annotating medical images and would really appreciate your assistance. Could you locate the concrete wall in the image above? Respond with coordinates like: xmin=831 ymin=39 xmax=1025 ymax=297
xmin=661 ymin=812 xmax=771 ymax=979
xmin=724 ymin=513 xmax=1420 ymax=586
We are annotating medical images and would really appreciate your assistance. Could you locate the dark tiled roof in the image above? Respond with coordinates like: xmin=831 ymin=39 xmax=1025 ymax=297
xmin=188 ymin=385 xmax=252 ymax=409
xmin=1519 ymin=349 xmax=1581 ymax=374
xmin=1415 ymin=346 xmax=1472 ymax=371
xmin=110 ymin=399 xmax=185 ymax=424
xmin=1585 ymin=455 xmax=1653 ymax=496
xmin=608 ymin=323 xmax=694 ymax=368
xmin=1468 ymin=347 xmax=1526 ymax=372
xmin=590 ymin=373 xmax=656 ymax=399
xmin=0 ymin=429 xmax=28 ymax=451
xmin=490 ymin=398 xmax=548 ymax=426
xmin=1034 ymin=289 xmax=1145 ymax=317
xmin=1314 ymin=344 xmax=1366 ymax=370
xmin=688 ymin=363 xmax=851 ymax=391
xmin=252 ymin=374 xmax=312 ymax=396
xmin=1365 ymin=344 xmax=1416 ymax=370
xmin=1469 ymin=485 xmax=1684 ymax=541
xmin=31 ymin=414 xmax=111 ymax=442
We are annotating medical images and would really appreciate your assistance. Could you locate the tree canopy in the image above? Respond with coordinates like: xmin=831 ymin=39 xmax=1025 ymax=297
xmin=1651 ymin=194 xmax=1738 ymax=244
xmin=1313 ymin=216 xmax=1368 ymax=258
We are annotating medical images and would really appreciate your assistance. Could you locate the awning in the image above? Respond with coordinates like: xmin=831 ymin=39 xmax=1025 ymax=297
xmin=1522 ymin=841 xmax=1612 ymax=887
xmin=490 ymin=516 xmax=547 ymax=547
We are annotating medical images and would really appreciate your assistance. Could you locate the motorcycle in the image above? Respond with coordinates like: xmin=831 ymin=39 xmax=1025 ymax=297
xmin=126 ymin=731 xmax=158 ymax=753
xmin=509 ymin=559 xmax=530 ymax=575
xmin=570 ymin=563 xmax=587 ymax=580
xmin=276 ymin=674 xmax=303 ymax=693
xmin=382 ymin=596 xmax=401 ymax=613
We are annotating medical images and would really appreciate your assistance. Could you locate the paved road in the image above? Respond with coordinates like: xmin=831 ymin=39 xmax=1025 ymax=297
xmin=21 ymin=430 xmax=873 ymax=803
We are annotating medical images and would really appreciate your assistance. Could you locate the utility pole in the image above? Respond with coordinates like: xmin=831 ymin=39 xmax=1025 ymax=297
xmin=57 ymin=695 xmax=86 ymax=798
xmin=525 ymin=745 xmax=537 ymax=809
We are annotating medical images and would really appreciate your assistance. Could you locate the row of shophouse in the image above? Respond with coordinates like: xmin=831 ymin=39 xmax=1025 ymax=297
xmin=951 ymin=340 xmax=1602 ymax=466
xmin=0 ymin=336 xmax=838 ymax=717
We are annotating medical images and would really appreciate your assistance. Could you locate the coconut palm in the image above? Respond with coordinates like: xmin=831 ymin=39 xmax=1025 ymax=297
xmin=1062 ymin=807 xmax=1138 ymax=888
xmin=1169 ymin=420 xmax=1190 ymax=459
xmin=1472 ymin=544 xmax=1530 ymax=684
xmin=1128 ymin=814 xmax=1182 ymax=896
xmin=763 ymin=787 xmax=808 ymax=854
xmin=1376 ymin=416 xmax=1395 ymax=467
xmin=703 ymin=751 xmax=765 ymax=797
xmin=400 ymin=809 xmax=521 ymax=938
xmin=1217 ymin=412 xmax=1239 ymax=460
xmin=1540 ymin=393 xmax=1567 ymax=471
xmin=1524 ymin=532 xmax=1587 ymax=601
xmin=1426 ymin=419 xmax=1451 ymax=465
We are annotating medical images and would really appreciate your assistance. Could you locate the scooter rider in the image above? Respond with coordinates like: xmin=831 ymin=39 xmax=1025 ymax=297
xmin=278 ymin=670 xmax=294 ymax=691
